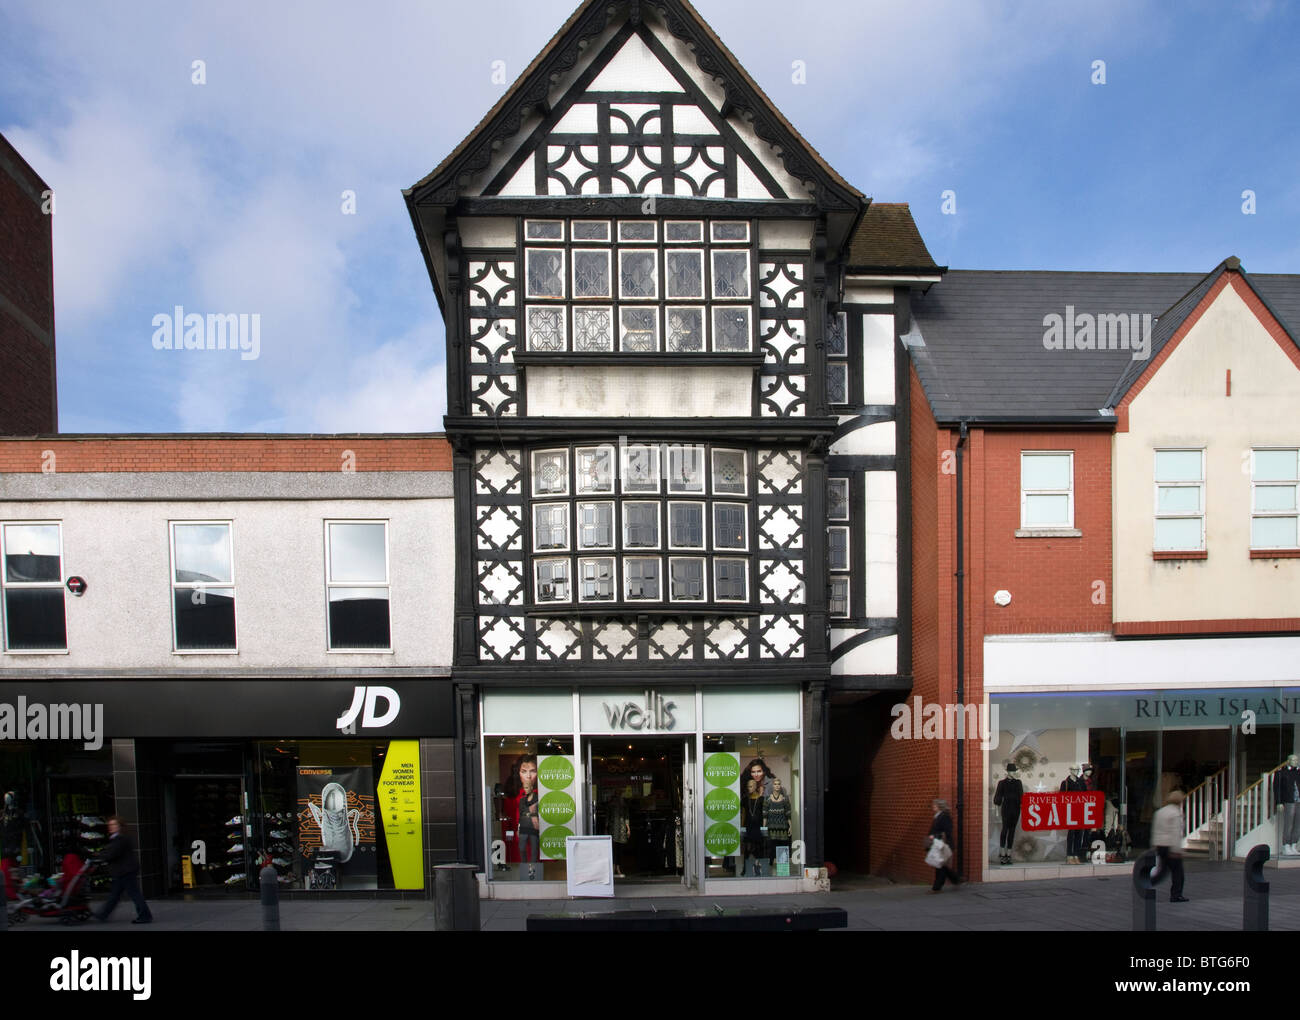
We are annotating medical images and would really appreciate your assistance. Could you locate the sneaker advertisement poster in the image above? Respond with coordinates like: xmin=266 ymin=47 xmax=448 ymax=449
xmin=296 ymin=768 xmax=377 ymax=890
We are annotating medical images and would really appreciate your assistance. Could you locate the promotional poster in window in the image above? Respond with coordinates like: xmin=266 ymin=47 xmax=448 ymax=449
xmin=296 ymin=767 xmax=378 ymax=890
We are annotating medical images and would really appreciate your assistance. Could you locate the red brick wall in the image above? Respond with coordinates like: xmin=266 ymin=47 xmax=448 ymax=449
xmin=971 ymin=430 xmax=1113 ymax=636
xmin=867 ymin=365 xmax=948 ymax=883
xmin=0 ymin=436 xmax=452 ymax=472
xmin=0 ymin=135 xmax=57 ymax=434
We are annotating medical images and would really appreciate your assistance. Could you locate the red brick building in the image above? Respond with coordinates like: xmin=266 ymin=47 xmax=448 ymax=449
xmin=0 ymin=133 xmax=58 ymax=434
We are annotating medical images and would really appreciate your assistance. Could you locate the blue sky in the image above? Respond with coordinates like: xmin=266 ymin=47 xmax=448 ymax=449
xmin=1 ymin=0 xmax=1296 ymax=433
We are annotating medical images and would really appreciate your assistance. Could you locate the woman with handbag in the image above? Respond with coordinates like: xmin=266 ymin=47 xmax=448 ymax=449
xmin=927 ymin=798 xmax=962 ymax=892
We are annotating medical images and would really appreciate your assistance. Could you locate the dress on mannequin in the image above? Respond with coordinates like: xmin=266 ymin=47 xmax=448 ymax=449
xmin=992 ymin=767 xmax=1023 ymax=864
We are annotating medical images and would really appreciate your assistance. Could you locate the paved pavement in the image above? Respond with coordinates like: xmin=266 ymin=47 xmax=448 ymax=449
xmin=6 ymin=860 xmax=1296 ymax=931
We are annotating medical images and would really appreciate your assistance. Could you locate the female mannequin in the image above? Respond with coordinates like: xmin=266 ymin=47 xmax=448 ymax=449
xmin=992 ymin=763 xmax=1023 ymax=865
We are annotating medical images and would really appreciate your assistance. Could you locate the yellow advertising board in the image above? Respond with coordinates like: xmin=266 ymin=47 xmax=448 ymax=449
xmin=378 ymin=740 xmax=424 ymax=889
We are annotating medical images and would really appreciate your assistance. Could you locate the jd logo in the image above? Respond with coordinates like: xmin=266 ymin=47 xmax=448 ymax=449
xmin=336 ymin=686 xmax=401 ymax=733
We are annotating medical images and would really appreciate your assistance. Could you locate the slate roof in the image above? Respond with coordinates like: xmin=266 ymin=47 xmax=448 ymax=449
xmin=908 ymin=266 xmax=1300 ymax=422
xmin=845 ymin=203 xmax=941 ymax=272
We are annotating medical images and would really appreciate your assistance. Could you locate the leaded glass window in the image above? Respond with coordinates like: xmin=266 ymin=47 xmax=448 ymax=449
xmin=573 ymin=307 xmax=613 ymax=352
xmin=577 ymin=501 xmax=615 ymax=549
xmin=576 ymin=446 xmax=614 ymax=494
xmin=618 ymin=221 xmax=656 ymax=242
xmin=711 ymin=250 xmax=750 ymax=299
xmin=578 ymin=557 xmax=615 ymax=601
xmin=668 ymin=502 xmax=704 ymax=548
xmin=666 ymin=307 xmax=705 ymax=352
xmin=712 ymin=307 xmax=750 ymax=352
xmin=619 ymin=250 xmax=658 ymax=299
xmin=532 ymin=450 xmax=568 ymax=496
xmin=620 ymin=306 xmax=659 ymax=352
xmin=829 ymin=527 xmax=849 ymax=571
xmin=572 ymin=250 xmax=611 ymax=299
xmin=827 ymin=478 xmax=849 ymax=521
xmin=624 ymin=557 xmax=660 ymax=600
xmin=665 ymin=250 xmax=703 ymax=299
xmin=714 ymin=559 xmax=747 ymax=601
xmin=525 ymin=248 xmax=565 ymax=299
xmin=713 ymin=503 xmax=747 ymax=550
xmin=526 ymin=220 xmax=564 ymax=241
xmin=572 ymin=220 xmax=610 ymax=242
xmin=669 ymin=557 xmax=705 ymax=601
xmin=827 ymin=311 xmax=847 ymax=356
xmin=533 ymin=504 xmax=568 ymax=551
xmin=664 ymin=221 xmax=703 ymax=243
xmin=712 ymin=450 xmax=747 ymax=495
xmin=622 ymin=444 xmax=659 ymax=493
xmin=711 ymin=221 xmax=749 ymax=243
xmin=829 ymin=577 xmax=849 ymax=618
xmin=526 ymin=306 xmax=566 ymax=351
xmin=667 ymin=445 xmax=705 ymax=494
xmin=623 ymin=502 xmax=659 ymax=549
xmin=535 ymin=559 xmax=570 ymax=603
xmin=827 ymin=363 xmax=848 ymax=405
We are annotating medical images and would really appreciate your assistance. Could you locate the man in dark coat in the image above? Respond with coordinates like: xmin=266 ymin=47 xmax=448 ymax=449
xmin=93 ymin=816 xmax=153 ymax=924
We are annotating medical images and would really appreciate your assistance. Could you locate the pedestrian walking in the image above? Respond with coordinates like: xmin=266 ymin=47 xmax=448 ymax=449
xmin=1149 ymin=790 xmax=1189 ymax=903
xmin=927 ymin=798 xmax=962 ymax=892
xmin=93 ymin=816 xmax=153 ymax=923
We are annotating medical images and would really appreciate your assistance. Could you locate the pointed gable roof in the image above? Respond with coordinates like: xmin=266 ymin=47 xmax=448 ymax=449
xmin=1107 ymin=257 xmax=1300 ymax=430
xmin=404 ymin=0 xmax=862 ymax=210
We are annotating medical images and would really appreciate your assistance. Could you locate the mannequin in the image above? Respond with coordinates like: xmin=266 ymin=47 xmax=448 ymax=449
xmin=765 ymin=778 xmax=792 ymax=870
xmin=1276 ymin=754 xmax=1300 ymax=855
xmin=1079 ymin=764 xmax=1102 ymax=855
xmin=1061 ymin=765 xmax=1083 ymax=863
xmin=741 ymin=779 xmax=766 ymax=876
xmin=992 ymin=763 xmax=1023 ymax=865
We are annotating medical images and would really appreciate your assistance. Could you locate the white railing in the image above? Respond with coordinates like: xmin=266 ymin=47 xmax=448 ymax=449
xmin=1236 ymin=765 xmax=1283 ymax=840
xmin=1184 ymin=766 xmax=1227 ymax=842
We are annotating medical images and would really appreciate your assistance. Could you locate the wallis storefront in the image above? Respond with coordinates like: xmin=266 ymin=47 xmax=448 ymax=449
xmin=0 ymin=678 xmax=455 ymax=896
xmin=474 ymin=685 xmax=809 ymax=895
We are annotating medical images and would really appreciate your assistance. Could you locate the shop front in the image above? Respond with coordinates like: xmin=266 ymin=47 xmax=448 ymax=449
xmin=985 ymin=687 xmax=1300 ymax=873
xmin=479 ymin=685 xmax=808 ymax=896
xmin=0 ymin=678 xmax=455 ymax=896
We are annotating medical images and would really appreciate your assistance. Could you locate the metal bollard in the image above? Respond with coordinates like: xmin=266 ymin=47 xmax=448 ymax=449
xmin=1243 ymin=844 xmax=1269 ymax=932
xmin=1132 ymin=849 xmax=1157 ymax=931
xmin=260 ymin=865 xmax=280 ymax=932
xmin=434 ymin=863 xmax=480 ymax=932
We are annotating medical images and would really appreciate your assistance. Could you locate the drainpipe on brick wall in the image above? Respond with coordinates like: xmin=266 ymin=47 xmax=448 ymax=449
xmin=954 ymin=419 xmax=969 ymax=875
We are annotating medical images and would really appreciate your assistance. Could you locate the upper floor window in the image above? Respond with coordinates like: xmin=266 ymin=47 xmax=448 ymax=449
xmin=826 ymin=311 xmax=848 ymax=407
xmin=171 ymin=522 xmax=236 ymax=652
xmin=1 ymin=522 xmax=66 ymax=652
xmin=1153 ymin=449 xmax=1205 ymax=551
xmin=326 ymin=521 xmax=391 ymax=651
xmin=1020 ymin=452 xmax=1074 ymax=530
xmin=1251 ymin=449 xmax=1300 ymax=550
xmin=522 ymin=219 xmax=754 ymax=354
xmin=827 ymin=478 xmax=850 ymax=618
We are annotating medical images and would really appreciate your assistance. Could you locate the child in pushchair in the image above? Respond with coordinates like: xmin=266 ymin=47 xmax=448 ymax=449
xmin=6 ymin=853 xmax=97 ymax=924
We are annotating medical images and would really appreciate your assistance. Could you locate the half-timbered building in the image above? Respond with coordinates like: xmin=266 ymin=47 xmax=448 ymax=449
xmin=406 ymin=0 xmax=936 ymax=893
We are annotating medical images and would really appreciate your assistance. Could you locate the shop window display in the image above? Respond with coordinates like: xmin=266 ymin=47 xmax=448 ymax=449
xmin=488 ymin=737 xmax=575 ymax=882
xmin=701 ymin=734 xmax=799 ymax=879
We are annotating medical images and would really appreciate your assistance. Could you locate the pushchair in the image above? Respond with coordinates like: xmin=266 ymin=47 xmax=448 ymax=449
xmin=8 ymin=853 xmax=96 ymax=925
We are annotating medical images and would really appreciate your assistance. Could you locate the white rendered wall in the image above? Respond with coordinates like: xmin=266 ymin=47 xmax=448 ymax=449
xmin=526 ymin=365 xmax=753 ymax=417
xmin=1113 ymin=284 xmax=1300 ymax=623
xmin=0 ymin=498 xmax=453 ymax=669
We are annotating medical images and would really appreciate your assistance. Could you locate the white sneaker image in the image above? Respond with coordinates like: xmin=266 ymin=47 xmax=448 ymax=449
xmin=307 ymin=783 xmax=361 ymax=863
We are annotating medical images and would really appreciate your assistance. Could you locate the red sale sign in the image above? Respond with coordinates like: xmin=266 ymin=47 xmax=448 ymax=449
xmin=1020 ymin=791 xmax=1105 ymax=831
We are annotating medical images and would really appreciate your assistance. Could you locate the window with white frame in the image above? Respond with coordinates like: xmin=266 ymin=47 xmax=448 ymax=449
xmin=1153 ymin=449 xmax=1205 ymax=551
xmin=1020 ymin=452 xmax=1074 ymax=529
xmin=527 ymin=443 xmax=752 ymax=607
xmin=827 ymin=477 xmax=851 ymax=618
xmin=171 ymin=522 xmax=236 ymax=651
xmin=826 ymin=310 xmax=848 ymax=406
xmin=1251 ymin=449 xmax=1300 ymax=549
xmin=533 ymin=504 xmax=569 ymax=552
xmin=326 ymin=521 xmax=390 ymax=650
xmin=1 ymin=522 xmax=66 ymax=652
xmin=535 ymin=559 xmax=571 ymax=603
